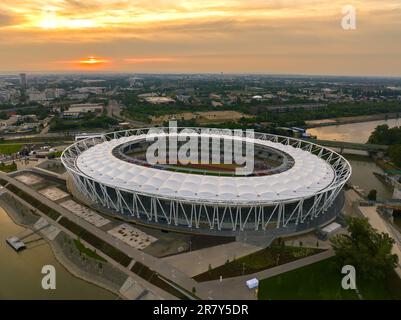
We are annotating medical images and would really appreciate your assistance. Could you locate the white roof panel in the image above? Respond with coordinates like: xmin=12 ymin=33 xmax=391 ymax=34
xmin=75 ymin=132 xmax=336 ymax=203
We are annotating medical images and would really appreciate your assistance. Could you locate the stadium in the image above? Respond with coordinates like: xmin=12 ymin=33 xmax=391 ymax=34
xmin=61 ymin=127 xmax=351 ymax=239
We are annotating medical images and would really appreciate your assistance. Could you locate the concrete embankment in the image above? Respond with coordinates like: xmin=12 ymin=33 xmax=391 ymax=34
xmin=0 ymin=194 xmax=126 ymax=299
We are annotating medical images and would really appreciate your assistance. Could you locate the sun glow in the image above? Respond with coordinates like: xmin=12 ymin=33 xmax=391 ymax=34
xmin=0 ymin=1 xmax=400 ymax=75
xmin=78 ymin=56 xmax=110 ymax=66
xmin=39 ymin=7 xmax=58 ymax=29
xmin=38 ymin=7 xmax=95 ymax=30
xmin=54 ymin=56 xmax=112 ymax=70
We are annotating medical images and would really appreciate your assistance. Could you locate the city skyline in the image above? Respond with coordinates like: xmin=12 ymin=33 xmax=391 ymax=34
xmin=0 ymin=1 xmax=400 ymax=76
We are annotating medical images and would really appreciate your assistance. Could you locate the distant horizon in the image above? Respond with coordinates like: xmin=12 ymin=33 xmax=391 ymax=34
xmin=1 ymin=71 xmax=401 ymax=80
xmin=0 ymin=1 xmax=400 ymax=77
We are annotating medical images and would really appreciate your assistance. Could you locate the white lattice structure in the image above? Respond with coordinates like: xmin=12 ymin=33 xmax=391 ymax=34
xmin=61 ymin=128 xmax=351 ymax=236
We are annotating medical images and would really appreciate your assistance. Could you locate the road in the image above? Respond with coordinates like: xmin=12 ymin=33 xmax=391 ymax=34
xmin=38 ymin=116 xmax=53 ymax=136
xmin=107 ymin=99 xmax=147 ymax=128
xmin=162 ymin=242 xmax=262 ymax=277
xmin=107 ymin=99 xmax=121 ymax=118
xmin=2 ymin=131 xmax=72 ymax=141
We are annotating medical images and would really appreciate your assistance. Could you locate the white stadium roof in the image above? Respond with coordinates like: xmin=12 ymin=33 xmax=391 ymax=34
xmin=75 ymin=132 xmax=335 ymax=203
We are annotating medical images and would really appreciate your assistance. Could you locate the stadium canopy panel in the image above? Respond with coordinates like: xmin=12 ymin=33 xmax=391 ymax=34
xmin=62 ymin=128 xmax=351 ymax=237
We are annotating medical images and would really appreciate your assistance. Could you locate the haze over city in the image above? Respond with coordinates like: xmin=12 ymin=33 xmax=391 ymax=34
xmin=0 ymin=0 xmax=400 ymax=76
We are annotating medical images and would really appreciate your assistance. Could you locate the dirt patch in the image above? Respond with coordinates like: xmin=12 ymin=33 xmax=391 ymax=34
xmin=306 ymin=113 xmax=401 ymax=127
xmin=152 ymin=111 xmax=252 ymax=124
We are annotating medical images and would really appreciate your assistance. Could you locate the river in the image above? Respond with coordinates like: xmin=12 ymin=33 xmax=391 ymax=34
xmin=308 ymin=119 xmax=399 ymax=201
xmin=345 ymin=156 xmax=393 ymax=200
xmin=0 ymin=207 xmax=116 ymax=300
xmin=307 ymin=118 xmax=401 ymax=143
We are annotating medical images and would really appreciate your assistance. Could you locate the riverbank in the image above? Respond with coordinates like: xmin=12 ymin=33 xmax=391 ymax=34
xmin=0 ymin=195 xmax=122 ymax=299
xmin=344 ymin=156 xmax=394 ymax=201
xmin=306 ymin=113 xmax=401 ymax=128
xmin=307 ymin=118 xmax=401 ymax=144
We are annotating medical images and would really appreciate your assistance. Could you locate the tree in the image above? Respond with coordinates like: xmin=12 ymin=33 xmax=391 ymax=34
xmin=367 ymin=189 xmax=377 ymax=201
xmin=388 ymin=145 xmax=401 ymax=167
xmin=330 ymin=217 xmax=398 ymax=281
xmin=0 ymin=111 xmax=9 ymax=120
xmin=368 ymin=124 xmax=391 ymax=144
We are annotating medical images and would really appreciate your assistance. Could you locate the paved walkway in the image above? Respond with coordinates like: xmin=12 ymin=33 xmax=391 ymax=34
xmin=197 ymin=250 xmax=334 ymax=300
xmin=359 ymin=205 xmax=401 ymax=278
xmin=343 ymin=189 xmax=362 ymax=216
xmin=162 ymin=242 xmax=262 ymax=277
xmin=0 ymin=172 xmax=204 ymax=299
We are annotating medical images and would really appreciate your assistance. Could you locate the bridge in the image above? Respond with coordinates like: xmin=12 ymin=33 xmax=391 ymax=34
xmin=308 ymin=139 xmax=388 ymax=153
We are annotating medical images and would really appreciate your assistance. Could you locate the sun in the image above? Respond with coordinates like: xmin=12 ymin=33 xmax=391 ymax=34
xmin=78 ymin=56 xmax=110 ymax=66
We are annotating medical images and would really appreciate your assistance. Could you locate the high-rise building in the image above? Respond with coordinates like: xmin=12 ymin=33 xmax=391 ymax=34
xmin=19 ymin=73 xmax=27 ymax=91
xmin=19 ymin=73 xmax=27 ymax=103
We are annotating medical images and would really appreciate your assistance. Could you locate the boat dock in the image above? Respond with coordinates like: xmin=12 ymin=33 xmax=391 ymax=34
xmin=5 ymin=222 xmax=49 ymax=252
xmin=6 ymin=236 xmax=26 ymax=252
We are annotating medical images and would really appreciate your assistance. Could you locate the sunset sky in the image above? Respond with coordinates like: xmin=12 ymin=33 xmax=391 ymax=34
xmin=0 ymin=0 xmax=400 ymax=76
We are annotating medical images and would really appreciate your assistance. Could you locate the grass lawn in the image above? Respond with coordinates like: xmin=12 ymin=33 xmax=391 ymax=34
xmin=376 ymin=159 xmax=401 ymax=173
xmin=193 ymin=244 xmax=324 ymax=282
xmin=258 ymin=257 xmax=401 ymax=300
xmin=0 ymin=162 xmax=17 ymax=173
xmin=0 ymin=144 xmax=23 ymax=155
xmin=74 ymin=238 xmax=106 ymax=262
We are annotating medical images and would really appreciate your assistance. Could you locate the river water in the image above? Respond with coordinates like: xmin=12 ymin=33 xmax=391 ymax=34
xmin=308 ymin=119 xmax=400 ymax=201
xmin=0 ymin=207 xmax=116 ymax=300
xmin=345 ymin=156 xmax=393 ymax=200
xmin=307 ymin=118 xmax=401 ymax=143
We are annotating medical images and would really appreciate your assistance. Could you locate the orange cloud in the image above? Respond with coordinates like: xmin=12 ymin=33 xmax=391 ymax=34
xmin=124 ymin=57 xmax=176 ymax=63
xmin=0 ymin=1 xmax=400 ymax=76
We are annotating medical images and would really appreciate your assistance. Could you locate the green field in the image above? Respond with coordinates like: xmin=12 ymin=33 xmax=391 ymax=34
xmin=0 ymin=162 xmax=17 ymax=173
xmin=74 ymin=239 xmax=106 ymax=262
xmin=194 ymin=244 xmax=323 ymax=282
xmin=0 ymin=144 xmax=23 ymax=155
xmin=258 ymin=257 xmax=401 ymax=300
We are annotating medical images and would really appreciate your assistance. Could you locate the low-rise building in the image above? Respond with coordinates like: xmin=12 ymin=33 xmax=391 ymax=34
xmin=144 ymin=97 xmax=175 ymax=105
xmin=28 ymin=90 xmax=47 ymax=102
xmin=62 ymin=103 xmax=104 ymax=118
xmin=68 ymin=92 xmax=89 ymax=100
xmin=211 ymin=101 xmax=223 ymax=107
xmin=77 ymin=87 xmax=107 ymax=94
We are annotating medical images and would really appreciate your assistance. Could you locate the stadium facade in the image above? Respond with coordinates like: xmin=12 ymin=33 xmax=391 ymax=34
xmin=61 ymin=128 xmax=351 ymax=238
